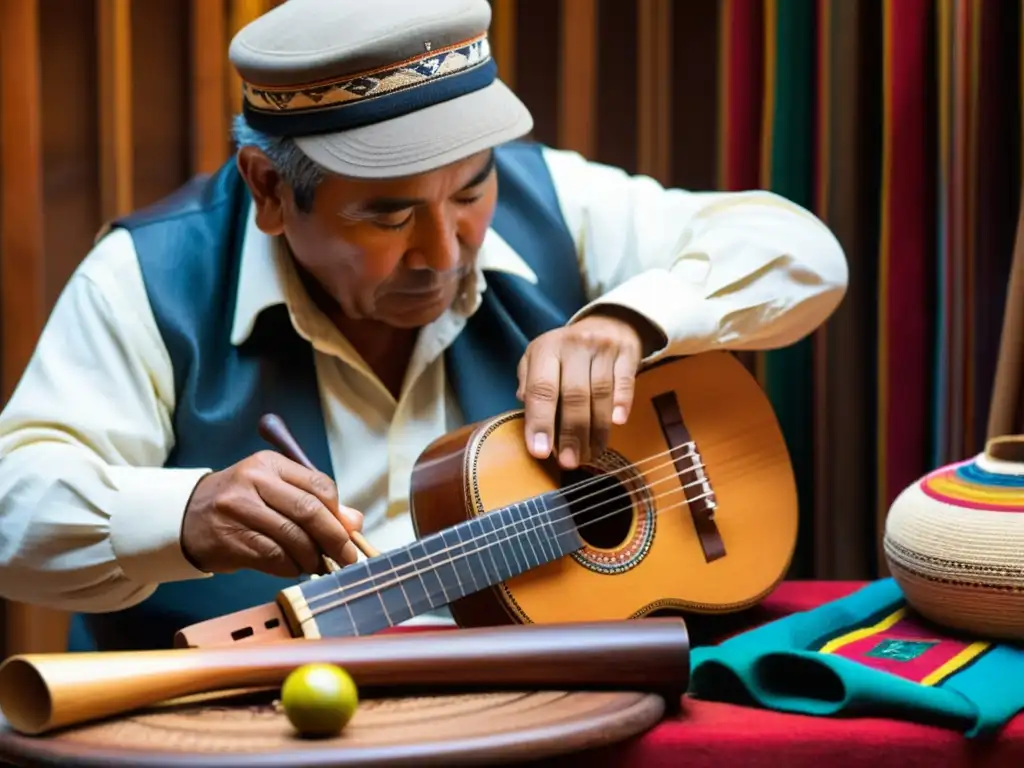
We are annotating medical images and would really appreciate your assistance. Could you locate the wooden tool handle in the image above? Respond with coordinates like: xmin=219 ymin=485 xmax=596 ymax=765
xmin=258 ymin=413 xmax=317 ymax=470
xmin=258 ymin=413 xmax=380 ymax=561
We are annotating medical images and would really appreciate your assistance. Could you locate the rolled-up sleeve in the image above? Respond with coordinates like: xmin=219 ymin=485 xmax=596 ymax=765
xmin=542 ymin=147 xmax=849 ymax=359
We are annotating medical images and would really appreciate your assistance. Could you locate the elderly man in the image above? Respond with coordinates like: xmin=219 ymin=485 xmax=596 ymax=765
xmin=0 ymin=0 xmax=847 ymax=651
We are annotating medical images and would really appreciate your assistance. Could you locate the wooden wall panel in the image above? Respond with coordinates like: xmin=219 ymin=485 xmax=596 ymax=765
xmin=0 ymin=0 xmax=752 ymax=656
xmin=0 ymin=0 xmax=53 ymax=659
xmin=191 ymin=0 xmax=230 ymax=173
xmin=558 ymin=0 xmax=598 ymax=156
xmin=132 ymin=0 xmax=191 ymax=209
xmin=98 ymin=0 xmax=134 ymax=222
xmin=41 ymin=0 xmax=101 ymax=304
xmin=227 ymin=0 xmax=269 ymax=136
xmin=596 ymin=0 xmax=639 ymax=173
xmin=514 ymin=0 xmax=560 ymax=146
xmin=1 ymin=0 xmax=46 ymax=395
xmin=491 ymin=0 xmax=517 ymax=91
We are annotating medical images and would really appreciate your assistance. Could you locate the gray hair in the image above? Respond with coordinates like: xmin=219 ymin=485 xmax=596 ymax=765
xmin=231 ymin=113 xmax=325 ymax=212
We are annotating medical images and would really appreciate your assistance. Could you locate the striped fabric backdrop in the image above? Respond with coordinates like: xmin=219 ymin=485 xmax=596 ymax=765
xmin=1 ymin=0 xmax=1022 ymax=655
xmin=719 ymin=0 xmax=1022 ymax=577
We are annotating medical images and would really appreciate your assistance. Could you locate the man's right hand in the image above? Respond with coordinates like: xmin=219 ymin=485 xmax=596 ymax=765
xmin=180 ymin=451 xmax=363 ymax=578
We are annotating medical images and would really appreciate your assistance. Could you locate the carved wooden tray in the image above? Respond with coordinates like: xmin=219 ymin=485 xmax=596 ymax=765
xmin=0 ymin=687 xmax=664 ymax=766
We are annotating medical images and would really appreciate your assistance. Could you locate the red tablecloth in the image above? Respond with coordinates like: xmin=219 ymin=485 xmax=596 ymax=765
xmin=394 ymin=581 xmax=1024 ymax=767
xmin=564 ymin=581 xmax=1024 ymax=768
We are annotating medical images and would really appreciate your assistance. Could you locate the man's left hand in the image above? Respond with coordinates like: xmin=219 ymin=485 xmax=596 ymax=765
xmin=517 ymin=312 xmax=648 ymax=470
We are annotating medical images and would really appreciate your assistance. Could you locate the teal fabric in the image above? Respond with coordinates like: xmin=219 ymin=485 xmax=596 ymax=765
xmin=689 ymin=579 xmax=1024 ymax=738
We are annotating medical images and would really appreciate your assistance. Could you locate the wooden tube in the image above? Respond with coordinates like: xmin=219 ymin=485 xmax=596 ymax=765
xmin=0 ymin=618 xmax=690 ymax=736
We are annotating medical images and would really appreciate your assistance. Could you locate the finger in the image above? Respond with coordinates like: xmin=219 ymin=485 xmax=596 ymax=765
xmin=516 ymin=352 xmax=529 ymax=402
xmin=259 ymin=451 xmax=362 ymax=534
xmin=557 ymin=344 xmax=592 ymax=469
xmin=522 ymin=345 xmax=561 ymax=460
xmin=286 ymin=456 xmax=362 ymax=533
xmin=589 ymin=348 xmax=617 ymax=457
xmin=236 ymin=498 xmax=323 ymax=576
xmin=612 ymin=345 xmax=641 ymax=425
xmin=256 ymin=466 xmax=359 ymax=566
xmin=340 ymin=504 xmax=364 ymax=532
xmin=277 ymin=459 xmax=361 ymax=562
xmin=236 ymin=530 xmax=305 ymax=578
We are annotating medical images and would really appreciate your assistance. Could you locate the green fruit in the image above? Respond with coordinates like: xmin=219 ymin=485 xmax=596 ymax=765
xmin=281 ymin=663 xmax=359 ymax=738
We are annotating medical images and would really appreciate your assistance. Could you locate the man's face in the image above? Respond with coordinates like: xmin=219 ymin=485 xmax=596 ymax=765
xmin=240 ymin=148 xmax=498 ymax=329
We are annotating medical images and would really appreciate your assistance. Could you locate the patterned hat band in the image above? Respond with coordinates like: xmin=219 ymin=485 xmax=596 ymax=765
xmin=241 ymin=33 xmax=495 ymax=136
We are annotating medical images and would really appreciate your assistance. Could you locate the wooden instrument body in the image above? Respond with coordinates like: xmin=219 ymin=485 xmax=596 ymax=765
xmin=175 ymin=352 xmax=798 ymax=647
xmin=409 ymin=352 xmax=798 ymax=628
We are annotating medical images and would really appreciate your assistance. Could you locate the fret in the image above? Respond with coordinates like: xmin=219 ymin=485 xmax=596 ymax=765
xmin=411 ymin=531 xmax=461 ymax=605
xmin=453 ymin=519 xmax=492 ymax=590
xmin=410 ymin=536 xmax=451 ymax=605
xmin=364 ymin=559 xmax=396 ymax=628
xmin=297 ymin=566 xmax=381 ymax=637
xmin=548 ymin=498 xmax=573 ymax=557
xmin=438 ymin=526 xmax=478 ymax=594
xmin=491 ymin=505 xmax=525 ymax=574
xmin=342 ymin=586 xmax=391 ymax=634
xmin=524 ymin=495 xmax=557 ymax=561
xmin=296 ymin=489 xmax=587 ymax=637
xmin=536 ymin=500 xmax=557 ymax=561
xmin=477 ymin=509 xmax=513 ymax=582
xmin=542 ymin=490 xmax=586 ymax=557
xmin=362 ymin=550 xmax=416 ymax=627
xmin=509 ymin=502 xmax=542 ymax=570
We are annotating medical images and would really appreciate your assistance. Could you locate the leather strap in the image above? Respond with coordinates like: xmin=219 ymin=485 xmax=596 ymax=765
xmin=651 ymin=391 xmax=726 ymax=563
xmin=174 ymin=602 xmax=295 ymax=648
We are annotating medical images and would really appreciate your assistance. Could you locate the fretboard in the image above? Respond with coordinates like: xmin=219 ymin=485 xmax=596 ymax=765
xmin=295 ymin=490 xmax=583 ymax=637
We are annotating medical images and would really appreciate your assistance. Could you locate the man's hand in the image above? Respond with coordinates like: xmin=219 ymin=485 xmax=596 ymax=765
xmin=180 ymin=451 xmax=364 ymax=578
xmin=517 ymin=312 xmax=650 ymax=470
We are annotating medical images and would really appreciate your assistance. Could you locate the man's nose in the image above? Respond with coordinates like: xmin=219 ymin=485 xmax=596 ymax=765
xmin=406 ymin=208 xmax=460 ymax=272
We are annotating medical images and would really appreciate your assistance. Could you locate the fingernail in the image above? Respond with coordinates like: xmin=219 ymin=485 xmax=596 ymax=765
xmin=533 ymin=433 xmax=550 ymax=457
xmin=339 ymin=506 xmax=363 ymax=530
xmin=560 ymin=448 xmax=578 ymax=469
xmin=341 ymin=541 xmax=359 ymax=564
xmin=613 ymin=406 xmax=627 ymax=425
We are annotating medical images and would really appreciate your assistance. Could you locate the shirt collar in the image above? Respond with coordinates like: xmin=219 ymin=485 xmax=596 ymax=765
xmin=229 ymin=202 xmax=538 ymax=347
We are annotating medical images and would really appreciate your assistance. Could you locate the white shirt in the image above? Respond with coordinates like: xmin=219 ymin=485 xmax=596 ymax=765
xmin=0 ymin=147 xmax=848 ymax=614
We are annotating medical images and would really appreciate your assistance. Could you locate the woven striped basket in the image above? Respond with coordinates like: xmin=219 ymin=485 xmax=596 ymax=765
xmin=883 ymin=436 xmax=1024 ymax=641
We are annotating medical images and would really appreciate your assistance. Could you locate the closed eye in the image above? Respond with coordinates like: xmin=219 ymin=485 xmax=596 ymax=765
xmin=373 ymin=212 xmax=414 ymax=230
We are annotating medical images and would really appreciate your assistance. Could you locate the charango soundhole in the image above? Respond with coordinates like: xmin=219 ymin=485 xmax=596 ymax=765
xmin=559 ymin=449 xmax=656 ymax=574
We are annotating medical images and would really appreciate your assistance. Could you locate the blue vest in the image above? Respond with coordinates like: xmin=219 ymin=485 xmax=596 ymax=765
xmin=69 ymin=141 xmax=585 ymax=651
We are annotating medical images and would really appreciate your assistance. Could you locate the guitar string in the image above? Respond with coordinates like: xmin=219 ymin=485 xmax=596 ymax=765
xmin=309 ymin=479 xmax=710 ymax=622
xmin=305 ymin=438 xmax=701 ymax=607
xmin=306 ymin=441 xmax=705 ymax=612
xmin=307 ymin=444 xmax=717 ymax=618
